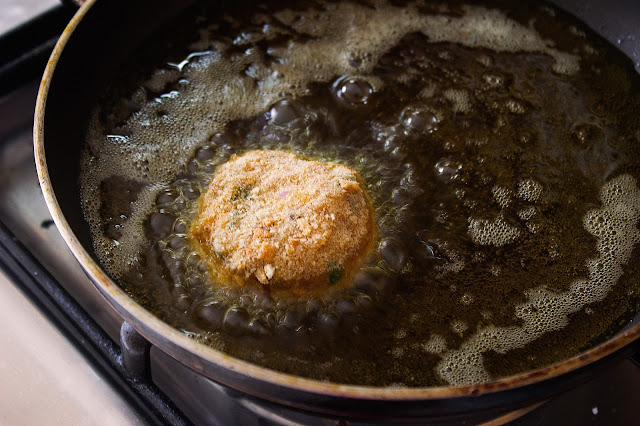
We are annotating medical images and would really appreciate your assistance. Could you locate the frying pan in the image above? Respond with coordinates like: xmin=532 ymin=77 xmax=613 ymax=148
xmin=34 ymin=0 xmax=640 ymax=421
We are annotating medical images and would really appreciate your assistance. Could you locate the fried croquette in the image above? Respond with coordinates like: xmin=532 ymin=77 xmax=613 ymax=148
xmin=190 ymin=150 xmax=375 ymax=295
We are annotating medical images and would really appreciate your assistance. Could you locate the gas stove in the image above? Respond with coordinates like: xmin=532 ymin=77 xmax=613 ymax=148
xmin=1 ymin=1 xmax=639 ymax=425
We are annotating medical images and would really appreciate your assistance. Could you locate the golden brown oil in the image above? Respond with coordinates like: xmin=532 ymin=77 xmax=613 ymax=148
xmin=80 ymin=0 xmax=640 ymax=386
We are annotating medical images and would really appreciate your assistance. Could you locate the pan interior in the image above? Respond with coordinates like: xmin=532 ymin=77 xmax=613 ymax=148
xmin=70 ymin=0 xmax=640 ymax=387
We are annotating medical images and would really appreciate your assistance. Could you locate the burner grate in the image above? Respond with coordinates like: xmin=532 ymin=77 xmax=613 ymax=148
xmin=0 ymin=219 xmax=189 ymax=425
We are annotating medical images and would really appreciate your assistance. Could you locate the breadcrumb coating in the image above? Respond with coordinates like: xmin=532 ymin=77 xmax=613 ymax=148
xmin=190 ymin=150 xmax=375 ymax=295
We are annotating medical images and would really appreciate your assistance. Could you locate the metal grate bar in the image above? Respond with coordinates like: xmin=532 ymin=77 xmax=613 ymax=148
xmin=0 ymin=220 xmax=190 ymax=426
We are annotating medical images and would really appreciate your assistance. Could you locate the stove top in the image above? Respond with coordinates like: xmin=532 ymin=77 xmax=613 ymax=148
xmin=1 ymin=2 xmax=640 ymax=425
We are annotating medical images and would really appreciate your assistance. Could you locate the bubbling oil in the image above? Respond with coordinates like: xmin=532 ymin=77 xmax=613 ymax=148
xmin=80 ymin=0 xmax=640 ymax=386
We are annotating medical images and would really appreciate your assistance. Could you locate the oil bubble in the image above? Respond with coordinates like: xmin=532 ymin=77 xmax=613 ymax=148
xmin=434 ymin=159 xmax=462 ymax=183
xmin=353 ymin=269 xmax=392 ymax=301
xmin=194 ymin=145 xmax=215 ymax=162
xmin=156 ymin=190 xmax=177 ymax=207
xmin=380 ymin=238 xmax=409 ymax=271
xmin=267 ymin=99 xmax=304 ymax=126
xmin=194 ymin=300 xmax=225 ymax=330
xmin=316 ymin=313 xmax=339 ymax=334
xmin=333 ymin=76 xmax=373 ymax=106
xmin=400 ymin=107 xmax=438 ymax=135
xmin=247 ymin=318 xmax=271 ymax=336
xmin=148 ymin=212 xmax=176 ymax=239
xmin=223 ymin=306 xmax=251 ymax=335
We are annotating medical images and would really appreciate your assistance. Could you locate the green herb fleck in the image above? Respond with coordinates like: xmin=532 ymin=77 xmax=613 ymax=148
xmin=231 ymin=185 xmax=252 ymax=201
xmin=328 ymin=261 xmax=343 ymax=285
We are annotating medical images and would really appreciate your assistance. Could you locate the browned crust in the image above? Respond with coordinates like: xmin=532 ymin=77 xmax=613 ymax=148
xmin=190 ymin=150 xmax=376 ymax=295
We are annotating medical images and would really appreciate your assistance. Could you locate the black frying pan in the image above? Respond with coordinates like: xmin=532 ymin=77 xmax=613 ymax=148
xmin=34 ymin=0 xmax=640 ymax=421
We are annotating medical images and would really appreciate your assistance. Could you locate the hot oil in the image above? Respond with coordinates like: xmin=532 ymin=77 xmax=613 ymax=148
xmin=80 ymin=0 xmax=640 ymax=386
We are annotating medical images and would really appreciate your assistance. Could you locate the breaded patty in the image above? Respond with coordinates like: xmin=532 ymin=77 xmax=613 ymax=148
xmin=190 ymin=150 xmax=375 ymax=295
